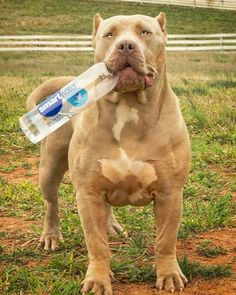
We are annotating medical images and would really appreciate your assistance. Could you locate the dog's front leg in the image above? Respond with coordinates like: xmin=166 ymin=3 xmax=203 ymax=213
xmin=77 ymin=191 xmax=112 ymax=295
xmin=153 ymin=189 xmax=188 ymax=293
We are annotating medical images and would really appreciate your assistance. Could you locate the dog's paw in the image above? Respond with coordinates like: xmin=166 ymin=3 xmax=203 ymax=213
xmin=107 ymin=216 xmax=127 ymax=237
xmin=39 ymin=230 xmax=63 ymax=251
xmin=156 ymin=271 xmax=188 ymax=293
xmin=155 ymin=253 xmax=188 ymax=293
xmin=81 ymin=271 xmax=112 ymax=294
xmin=81 ymin=280 xmax=112 ymax=295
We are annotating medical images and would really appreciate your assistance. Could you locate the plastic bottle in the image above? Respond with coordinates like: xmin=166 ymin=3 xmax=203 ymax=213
xmin=19 ymin=62 xmax=118 ymax=144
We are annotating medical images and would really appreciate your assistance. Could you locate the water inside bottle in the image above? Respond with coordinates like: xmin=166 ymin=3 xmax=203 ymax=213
xmin=19 ymin=63 xmax=118 ymax=143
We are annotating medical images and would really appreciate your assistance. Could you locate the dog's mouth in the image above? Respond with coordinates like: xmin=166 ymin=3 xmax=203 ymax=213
xmin=119 ymin=64 xmax=155 ymax=86
xmin=106 ymin=62 xmax=156 ymax=93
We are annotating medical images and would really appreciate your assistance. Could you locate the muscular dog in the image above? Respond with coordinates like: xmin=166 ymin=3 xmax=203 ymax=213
xmin=26 ymin=13 xmax=191 ymax=294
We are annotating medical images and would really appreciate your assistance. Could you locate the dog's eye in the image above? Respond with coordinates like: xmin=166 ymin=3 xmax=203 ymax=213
xmin=105 ymin=32 xmax=113 ymax=38
xmin=140 ymin=30 xmax=151 ymax=36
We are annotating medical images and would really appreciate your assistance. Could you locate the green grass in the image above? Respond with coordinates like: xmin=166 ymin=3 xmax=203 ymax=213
xmin=0 ymin=50 xmax=236 ymax=294
xmin=197 ymin=240 xmax=228 ymax=258
xmin=0 ymin=249 xmax=43 ymax=264
xmin=180 ymin=194 xmax=234 ymax=238
xmin=1 ymin=264 xmax=83 ymax=295
xmin=0 ymin=1 xmax=236 ymax=294
xmin=1 ymin=0 xmax=236 ymax=35
xmin=179 ymin=256 xmax=232 ymax=280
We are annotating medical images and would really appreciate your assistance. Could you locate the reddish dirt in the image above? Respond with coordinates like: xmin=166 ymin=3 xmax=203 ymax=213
xmin=0 ymin=216 xmax=34 ymax=232
xmin=145 ymin=228 xmax=236 ymax=269
xmin=0 ymin=154 xmax=72 ymax=184
xmin=113 ymin=278 xmax=236 ymax=295
xmin=0 ymin=216 xmax=235 ymax=294
xmin=0 ymin=217 xmax=50 ymax=274
xmin=114 ymin=228 xmax=236 ymax=295
xmin=0 ymin=216 xmax=39 ymax=248
xmin=0 ymin=155 xmax=235 ymax=295
xmin=0 ymin=155 xmax=39 ymax=183
xmin=177 ymin=228 xmax=236 ymax=267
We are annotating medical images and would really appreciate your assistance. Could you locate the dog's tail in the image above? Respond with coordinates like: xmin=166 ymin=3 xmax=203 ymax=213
xmin=26 ymin=76 xmax=75 ymax=111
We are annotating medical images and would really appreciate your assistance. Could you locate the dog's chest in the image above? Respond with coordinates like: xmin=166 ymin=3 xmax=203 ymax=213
xmin=99 ymin=148 xmax=157 ymax=187
xmin=98 ymin=101 xmax=158 ymax=205
xmin=112 ymin=100 xmax=139 ymax=141
xmin=99 ymin=148 xmax=157 ymax=206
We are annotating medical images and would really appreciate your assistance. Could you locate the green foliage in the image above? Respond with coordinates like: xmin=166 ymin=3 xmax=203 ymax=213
xmin=2 ymin=267 xmax=44 ymax=293
xmin=197 ymin=240 xmax=228 ymax=258
xmin=0 ymin=265 xmax=83 ymax=295
xmin=179 ymin=256 xmax=232 ymax=281
xmin=49 ymin=278 xmax=81 ymax=295
xmin=0 ymin=248 xmax=42 ymax=265
xmin=182 ymin=194 xmax=234 ymax=235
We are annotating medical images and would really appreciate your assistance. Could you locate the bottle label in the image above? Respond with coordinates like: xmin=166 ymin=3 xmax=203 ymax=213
xmin=67 ymin=88 xmax=88 ymax=107
xmin=38 ymin=92 xmax=62 ymax=117
xmin=37 ymin=87 xmax=88 ymax=117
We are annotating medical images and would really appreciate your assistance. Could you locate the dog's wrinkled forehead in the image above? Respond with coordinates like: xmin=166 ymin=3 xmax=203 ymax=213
xmin=99 ymin=15 xmax=160 ymax=36
xmin=93 ymin=14 xmax=167 ymax=49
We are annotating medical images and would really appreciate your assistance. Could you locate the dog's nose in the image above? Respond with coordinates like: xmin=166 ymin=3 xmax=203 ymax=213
xmin=116 ymin=40 xmax=136 ymax=54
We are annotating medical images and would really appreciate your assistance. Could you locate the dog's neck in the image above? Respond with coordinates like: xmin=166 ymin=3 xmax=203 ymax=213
xmin=96 ymin=63 xmax=175 ymax=138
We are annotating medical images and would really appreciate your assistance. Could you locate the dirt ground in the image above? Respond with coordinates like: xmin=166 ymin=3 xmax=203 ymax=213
xmin=0 ymin=158 xmax=236 ymax=295
xmin=0 ymin=216 xmax=235 ymax=294
xmin=0 ymin=155 xmax=39 ymax=183
xmin=112 ymin=279 xmax=236 ymax=295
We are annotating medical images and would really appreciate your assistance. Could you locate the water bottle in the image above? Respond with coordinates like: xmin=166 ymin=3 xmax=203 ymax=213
xmin=19 ymin=63 xmax=118 ymax=144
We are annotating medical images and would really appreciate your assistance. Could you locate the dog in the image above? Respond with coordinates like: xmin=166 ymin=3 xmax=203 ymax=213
xmin=26 ymin=13 xmax=191 ymax=294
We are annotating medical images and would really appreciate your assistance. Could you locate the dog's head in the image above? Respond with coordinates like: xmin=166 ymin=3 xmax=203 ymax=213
xmin=92 ymin=13 xmax=167 ymax=93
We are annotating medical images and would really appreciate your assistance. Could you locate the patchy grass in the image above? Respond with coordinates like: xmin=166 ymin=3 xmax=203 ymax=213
xmin=197 ymin=240 xmax=228 ymax=258
xmin=180 ymin=194 xmax=234 ymax=238
xmin=179 ymin=256 xmax=232 ymax=280
xmin=0 ymin=51 xmax=236 ymax=294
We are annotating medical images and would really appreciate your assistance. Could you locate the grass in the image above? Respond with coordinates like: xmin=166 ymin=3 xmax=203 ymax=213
xmin=180 ymin=194 xmax=234 ymax=238
xmin=197 ymin=240 xmax=228 ymax=258
xmin=1 ymin=0 xmax=236 ymax=35
xmin=179 ymin=256 xmax=232 ymax=280
xmin=0 ymin=1 xmax=236 ymax=294
xmin=0 ymin=50 xmax=235 ymax=294
xmin=0 ymin=50 xmax=236 ymax=293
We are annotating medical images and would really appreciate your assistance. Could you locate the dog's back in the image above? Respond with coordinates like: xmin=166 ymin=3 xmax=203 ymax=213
xmin=26 ymin=76 xmax=74 ymax=111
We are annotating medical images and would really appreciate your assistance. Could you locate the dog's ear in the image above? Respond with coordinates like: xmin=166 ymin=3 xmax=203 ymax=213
xmin=156 ymin=12 xmax=167 ymax=39
xmin=92 ymin=13 xmax=103 ymax=47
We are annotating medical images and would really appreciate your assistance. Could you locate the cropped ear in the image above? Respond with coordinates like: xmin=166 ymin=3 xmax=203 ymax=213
xmin=92 ymin=13 xmax=103 ymax=47
xmin=156 ymin=12 xmax=167 ymax=38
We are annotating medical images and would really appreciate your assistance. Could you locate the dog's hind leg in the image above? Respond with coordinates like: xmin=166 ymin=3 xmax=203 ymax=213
xmin=107 ymin=206 xmax=126 ymax=237
xmin=39 ymin=123 xmax=73 ymax=250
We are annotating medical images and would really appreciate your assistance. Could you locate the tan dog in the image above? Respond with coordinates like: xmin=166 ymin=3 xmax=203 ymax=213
xmin=26 ymin=13 xmax=191 ymax=294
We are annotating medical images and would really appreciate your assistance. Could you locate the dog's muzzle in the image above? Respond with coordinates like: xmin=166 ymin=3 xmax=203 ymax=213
xmin=105 ymin=39 xmax=156 ymax=93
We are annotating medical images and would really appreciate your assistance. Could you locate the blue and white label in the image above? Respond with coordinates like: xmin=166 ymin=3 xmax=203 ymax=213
xmin=37 ymin=84 xmax=88 ymax=117
xmin=38 ymin=92 xmax=63 ymax=117
xmin=68 ymin=88 xmax=88 ymax=108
